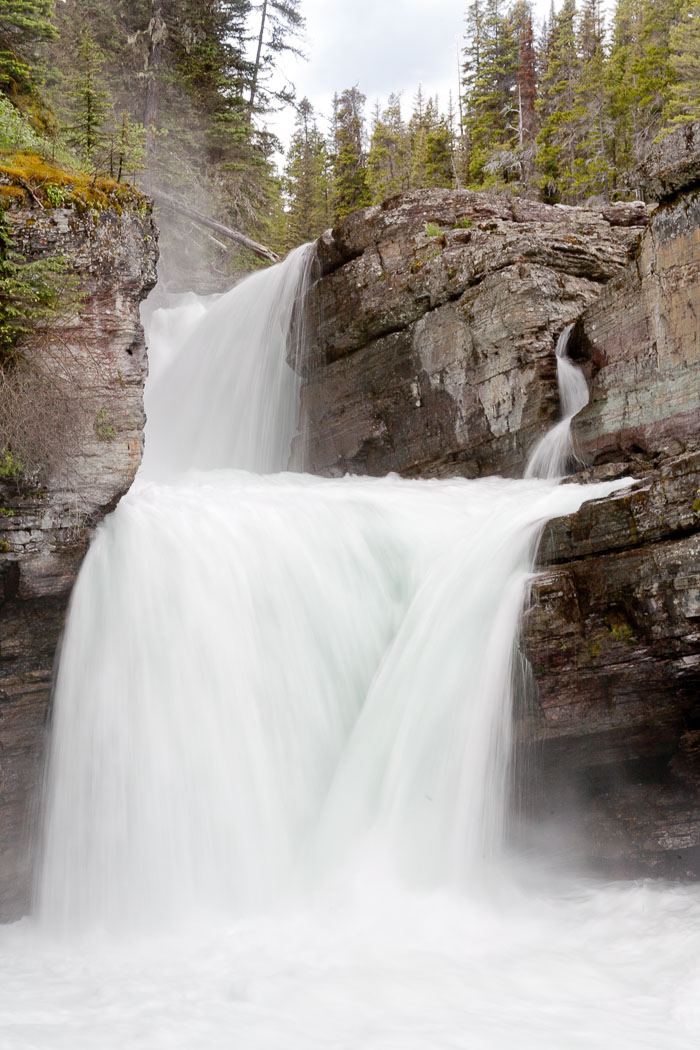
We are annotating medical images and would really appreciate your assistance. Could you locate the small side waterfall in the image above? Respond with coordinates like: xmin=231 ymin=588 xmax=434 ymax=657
xmin=525 ymin=324 xmax=590 ymax=479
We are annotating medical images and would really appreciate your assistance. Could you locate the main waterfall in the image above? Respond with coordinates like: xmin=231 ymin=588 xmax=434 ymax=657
xmin=1 ymin=250 xmax=699 ymax=1049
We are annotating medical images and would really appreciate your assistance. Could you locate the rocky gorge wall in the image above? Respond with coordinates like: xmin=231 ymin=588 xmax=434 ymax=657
xmin=0 ymin=179 xmax=158 ymax=919
xmin=303 ymin=121 xmax=700 ymax=876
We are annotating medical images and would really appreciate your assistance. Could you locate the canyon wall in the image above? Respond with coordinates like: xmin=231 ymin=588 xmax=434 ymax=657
xmin=304 ymin=121 xmax=700 ymax=875
xmin=0 ymin=180 xmax=158 ymax=919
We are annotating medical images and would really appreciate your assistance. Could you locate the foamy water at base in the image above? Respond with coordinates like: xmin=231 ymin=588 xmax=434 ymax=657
xmin=1 ymin=873 xmax=700 ymax=1049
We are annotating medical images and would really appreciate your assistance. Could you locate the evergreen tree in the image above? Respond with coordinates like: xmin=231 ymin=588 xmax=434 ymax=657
xmin=536 ymin=0 xmax=581 ymax=200
xmin=609 ymin=0 xmax=684 ymax=176
xmin=0 ymin=0 xmax=55 ymax=96
xmin=248 ymin=0 xmax=304 ymax=115
xmin=65 ymin=28 xmax=111 ymax=163
xmin=408 ymin=93 xmax=453 ymax=189
xmin=573 ymin=0 xmax=613 ymax=199
xmin=366 ymin=92 xmax=410 ymax=202
xmin=282 ymin=97 xmax=331 ymax=246
xmin=666 ymin=0 xmax=700 ymax=124
xmin=462 ymin=0 xmax=520 ymax=184
xmin=331 ymin=86 xmax=370 ymax=221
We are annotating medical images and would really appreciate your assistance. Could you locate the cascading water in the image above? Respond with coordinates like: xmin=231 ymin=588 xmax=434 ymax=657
xmin=525 ymin=323 xmax=590 ymax=479
xmin=1 ymin=252 xmax=699 ymax=1050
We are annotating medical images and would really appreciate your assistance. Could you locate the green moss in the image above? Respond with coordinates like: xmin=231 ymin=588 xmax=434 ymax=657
xmin=692 ymin=488 xmax=700 ymax=514
xmin=94 ymin=406 xmax=115 ymax=441
xmin=0 ymin=152 xmax=146 ymax=214
xmin=0 ymin=506 xmax=15 ymax=517
xmin=424 ymin=221 xmax=442 ymax=237
xmin=454 ymin=217 xmax=473 ymax=228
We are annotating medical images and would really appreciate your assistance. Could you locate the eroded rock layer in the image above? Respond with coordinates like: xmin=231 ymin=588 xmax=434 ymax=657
xmin=300 ymin=191 xmax=647 ymax=477
xmin=0 ymin=191 xmax=158 ymax=919
xmin=303 ymin=122 xmax=700 ymax=876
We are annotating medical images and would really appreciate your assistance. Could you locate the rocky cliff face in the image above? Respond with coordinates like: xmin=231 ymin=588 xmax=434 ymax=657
xmin=300 ymin=191 xmax=647 ymax=477
xmin=303 ymin=122 xmax=700 ymax=876
xmin=517 ymin=122 xmax=700 ymax=875
xmin=0 ymin=185 xmax=158 ymax=919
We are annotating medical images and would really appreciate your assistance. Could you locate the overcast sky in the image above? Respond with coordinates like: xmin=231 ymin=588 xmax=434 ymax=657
xmin=268 ymin=0 xmax=558 ymax=155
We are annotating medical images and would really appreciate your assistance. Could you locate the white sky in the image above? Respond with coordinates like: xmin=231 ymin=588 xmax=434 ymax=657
xmin=267 ymin=0 xmax=558 ymax=158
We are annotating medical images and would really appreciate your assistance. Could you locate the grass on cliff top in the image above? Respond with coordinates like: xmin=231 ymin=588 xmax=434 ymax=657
xmin=0 ymin=151 xmax=147 ymax=213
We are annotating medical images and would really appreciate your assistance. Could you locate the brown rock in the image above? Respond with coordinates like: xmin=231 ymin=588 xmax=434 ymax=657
xmin=301 ymin=190 xmax=646 ymax=478
xmin=0 ymin=191 xmax=158 ymax=920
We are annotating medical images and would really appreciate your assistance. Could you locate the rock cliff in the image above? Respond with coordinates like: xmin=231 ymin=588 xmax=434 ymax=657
xmin=300 ymin=190 xmax=647 ymax=477
xmin=303 ymin=122 xmax=700 ymax=875
xmin=518 ymin=122 xmax=700 ymax=875
xmin=0 ymin=179 xmax=158 ymax=919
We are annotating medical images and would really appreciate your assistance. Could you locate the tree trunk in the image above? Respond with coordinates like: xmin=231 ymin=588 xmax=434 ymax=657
xmin=149 ymin=188 xmax=280 ymax=263
xmin=144 ymin=0 xmax=166 ymax=156
xmin=248 ymin=0 xmax=268 ymax=113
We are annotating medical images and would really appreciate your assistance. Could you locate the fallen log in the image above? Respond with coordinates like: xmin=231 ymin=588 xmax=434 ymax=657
xmin=148 ymin=188 xmax=280 ymax=264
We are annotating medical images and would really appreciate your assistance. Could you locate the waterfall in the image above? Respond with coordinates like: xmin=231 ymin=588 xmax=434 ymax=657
xmin=2 ymin=252 xmax=695 ymax=1050
xmin=141 ymin=242 xmax=315 ymax=479
xmin=524 ymin=323 xmax=590 ymax=479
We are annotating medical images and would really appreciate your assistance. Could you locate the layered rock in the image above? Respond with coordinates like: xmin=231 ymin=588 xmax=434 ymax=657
xmin=519 ymin=452 xmax=700 ymax=875
xmin=0 ymin=186 xmax=158 ymax=919
xmin=300 ymin=191 xmax=647 ymax=477
xmin=303 ymin=122 xmax=699 ymax=875
xmin=517 ymin=122 xmax=700 ymax=875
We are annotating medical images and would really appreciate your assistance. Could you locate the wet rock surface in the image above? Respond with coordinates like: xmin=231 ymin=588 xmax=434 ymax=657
xmin=0 ymin=193 xmax=158 ymax=919
xmin=305 ymin=125 xmax=699 ymax=876
xmin=300 ymin=191 xmax=646 ymax=478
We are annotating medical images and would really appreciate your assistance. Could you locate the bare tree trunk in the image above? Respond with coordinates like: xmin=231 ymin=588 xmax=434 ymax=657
xmin=144 ymin=0 xmax=166 ymax=157
xmin=248 ymin=0 xmax=268 ymax=113
xmin=149 ymin=188 xmax=280 ymax=263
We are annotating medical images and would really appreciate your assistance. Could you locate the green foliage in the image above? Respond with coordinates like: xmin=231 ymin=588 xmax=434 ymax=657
xmin=0 ymin=208 xmax=78 ymax=366
xmin=0 ymin=0 xmax=56 ymax=96
xmin=0 ymin=448 xmax=23 ymax=479
xmin=331 ymin=86 xmax=371 ymax=222
xmin=282 ymin=97 xmax=332 ymax=248
xmin=424 ymin=221 xmax=442 ymax=237
xmin=64 ymin=29 xmax=111 ymax=164
xmin=94 ymin=406 xmax=115 ymax=440
xmin=666 ymin=0 xmax=700 ymax=123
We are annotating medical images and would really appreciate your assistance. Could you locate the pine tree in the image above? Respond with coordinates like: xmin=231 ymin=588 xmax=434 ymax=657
xmin=610 ymin=0 xmax=684 ymax=177
xmin=0 ymin=0 xmax=55 ymax=95
xmin=536 ymin=0 xmax=581 ymax=201
xmin=65 ymin=28 xmax=111 ymax=164
xmin=248 ymin=0 xmax=304 ymax=115
xmin=573 ymin=0 xmax=613 ymax=200
xmin=282 ymin=97 xmax=332 ymax=246
xmin=366 ymin=92 xmax=410 ymax=202
xmin=666 ymin=0 xmax=700 ymax=124
xmin=331 ymin=86 xmax=370 ymax=221
xmin=462 ymin=0 xmax=520 ymax=184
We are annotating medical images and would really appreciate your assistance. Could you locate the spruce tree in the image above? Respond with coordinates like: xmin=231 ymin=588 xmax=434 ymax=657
xmin=65 ymin=28 xmax=111 ymax=164
xmin=331 ymin=86 xmax=370 ymax=221
xmin=666 ymin=0 xmax=700 ymax=124
xmin=536 ymin=0 xmax=581 ymax=200
xmin=367 ymin=93 xmax=410 ymax=203
xmin=282 ymin=97 xmax=331 ymax=247
xmin=0 ymin=0 xmax=55 ymax=95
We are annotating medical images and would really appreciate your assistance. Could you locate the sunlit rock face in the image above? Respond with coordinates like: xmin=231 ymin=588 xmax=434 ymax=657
xmin=299 ymin=189 xmax=646 ymax=478
xmin=0 ymin=190 xmax=158 ymax=920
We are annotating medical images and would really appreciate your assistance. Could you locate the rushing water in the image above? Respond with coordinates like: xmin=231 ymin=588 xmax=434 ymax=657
xmin=525 ymin=324 xmax=590 ymax=480
xmin=1 ymin=249 xmax=699 ymax=1049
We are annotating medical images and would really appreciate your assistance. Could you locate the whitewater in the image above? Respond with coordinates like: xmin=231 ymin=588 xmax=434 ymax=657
xmin=1 ymin=245 xmax=699 ymax=1049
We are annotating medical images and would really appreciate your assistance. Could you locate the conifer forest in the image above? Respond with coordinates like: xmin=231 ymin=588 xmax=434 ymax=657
xmin=0 ymin=0 xmax=699 ymax=266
